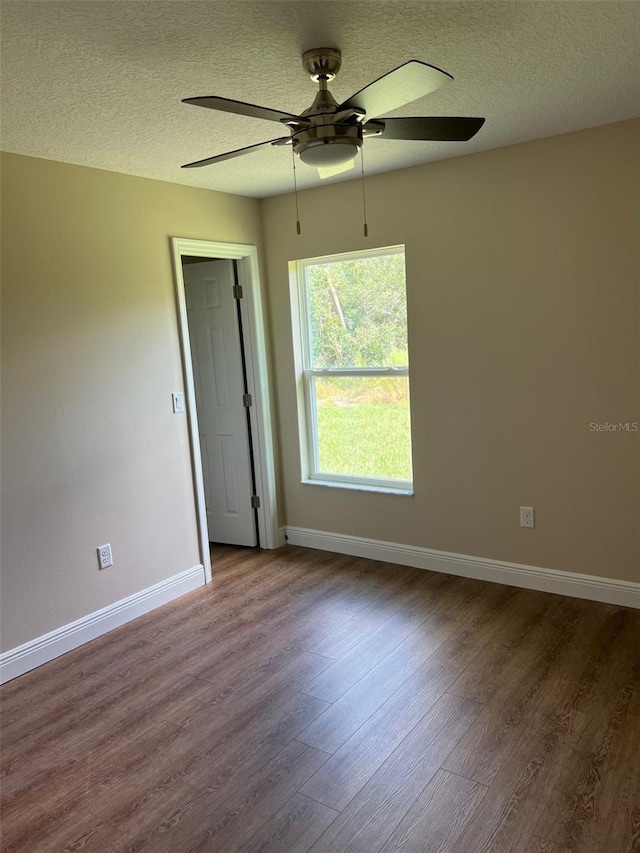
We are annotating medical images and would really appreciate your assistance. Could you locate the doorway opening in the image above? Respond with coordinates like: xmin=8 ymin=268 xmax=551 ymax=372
xmin=171 ymin=239 xmax=279 ymax=582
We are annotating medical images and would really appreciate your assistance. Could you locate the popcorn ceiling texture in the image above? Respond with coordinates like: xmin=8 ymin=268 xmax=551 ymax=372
xmin=1 ymin=0 xmax=639 ymax=198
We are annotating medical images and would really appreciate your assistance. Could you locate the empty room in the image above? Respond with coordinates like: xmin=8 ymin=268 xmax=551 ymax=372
xmin=1 ymin=2 xmax=639 ymax=851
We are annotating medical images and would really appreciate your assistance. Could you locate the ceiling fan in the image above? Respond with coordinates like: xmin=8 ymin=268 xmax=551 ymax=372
xmin=182 ymin=48 xmax=485 ymax=179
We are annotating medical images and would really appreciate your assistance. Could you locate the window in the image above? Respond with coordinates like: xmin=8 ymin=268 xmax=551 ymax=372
xmin=291 ymin=246 xmax=413 ymax=493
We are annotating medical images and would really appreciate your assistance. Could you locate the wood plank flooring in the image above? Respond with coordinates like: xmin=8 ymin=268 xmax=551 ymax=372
xmin=1 ymin=544 xmax=639 ymax=852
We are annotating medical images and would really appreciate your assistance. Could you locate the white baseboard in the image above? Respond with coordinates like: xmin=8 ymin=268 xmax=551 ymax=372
xmin=284 ymin=527 xmax=640 ymax=610
xmin=0 ymin=564 xmax=206 ymax=684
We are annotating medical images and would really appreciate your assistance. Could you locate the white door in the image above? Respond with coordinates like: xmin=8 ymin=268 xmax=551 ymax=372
xmin=183 ymin=259 xmax=257 ymax=547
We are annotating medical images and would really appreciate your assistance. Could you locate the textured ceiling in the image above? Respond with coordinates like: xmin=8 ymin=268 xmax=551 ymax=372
xmin=1 ymin=1 xmax=639 ymax=198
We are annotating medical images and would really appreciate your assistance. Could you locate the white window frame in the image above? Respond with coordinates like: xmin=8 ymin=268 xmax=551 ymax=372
xmin=290 ymin=245 xmax=413 ymax=495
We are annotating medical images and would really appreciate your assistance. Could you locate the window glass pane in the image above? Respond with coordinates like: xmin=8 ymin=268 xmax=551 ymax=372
xmin=306 ymin=253 xmax=408 ymax=368
xmin=313 ymin=375 xmax=412 ymax=481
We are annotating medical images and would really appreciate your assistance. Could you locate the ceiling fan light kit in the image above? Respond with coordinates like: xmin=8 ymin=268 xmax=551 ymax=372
xmin=295 ymin=127 xmax=362 ymax=167
xmin=182 ymin=46 xmax=486 ymax=175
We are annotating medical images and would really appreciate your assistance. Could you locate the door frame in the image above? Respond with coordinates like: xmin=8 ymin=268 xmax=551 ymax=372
xmin=171 ymin=238 xmax=280 ymax=581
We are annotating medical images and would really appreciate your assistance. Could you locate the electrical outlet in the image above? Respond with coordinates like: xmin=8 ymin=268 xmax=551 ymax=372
xmin=97 ymin=543 xmax=113 ymax=569
xmin=520 ymin=506 xmax=535 ymax=529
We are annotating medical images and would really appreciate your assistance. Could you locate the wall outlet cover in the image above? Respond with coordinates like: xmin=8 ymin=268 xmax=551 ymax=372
xmin=520 ymin=506 xmax=535 ymax=529
xmin=97 ymin=543 xmax=113 ymax=569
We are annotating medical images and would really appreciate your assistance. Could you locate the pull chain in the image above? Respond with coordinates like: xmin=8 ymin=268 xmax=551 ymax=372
xmin=360 ymin=146 xmax=368 ymax=237
xmin=291 ymin=145 xmax=301 ymax=235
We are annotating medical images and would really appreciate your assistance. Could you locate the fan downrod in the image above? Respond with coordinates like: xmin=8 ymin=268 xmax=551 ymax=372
xmin=302 ymin=48 xmax=342 ymax=82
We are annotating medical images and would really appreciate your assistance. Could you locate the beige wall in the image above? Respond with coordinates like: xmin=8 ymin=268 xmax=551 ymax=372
xmin=261 ymin=120 xmax=640 ymax=583
xmin=0 ymin=153 xmax=264 ymax=651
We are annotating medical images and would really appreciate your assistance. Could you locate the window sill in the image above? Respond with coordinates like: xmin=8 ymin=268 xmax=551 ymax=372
xmin=301 ymin=479 xmax=414 ymax=496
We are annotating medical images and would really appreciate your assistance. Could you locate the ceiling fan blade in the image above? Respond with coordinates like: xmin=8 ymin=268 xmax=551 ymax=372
xmin=371 ymin=116 xmax=486 ymax=142
xmin=317 ymin=160 xmax=356 ymax=180
xmin=183 ymin=95 xmax=306 ymax=125
xmin=181 ymin=137 xmax=289 ymax=169
xmin=338 ymin=61 xmax=453 ymax=120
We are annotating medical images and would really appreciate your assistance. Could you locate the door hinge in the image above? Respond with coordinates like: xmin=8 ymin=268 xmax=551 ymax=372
xmin=233 ymin=283 xmax=243 ymax=300
xmin=250 ymin=495 xmax=261 ymax=509
xmin=242 ymin=393 xmax=252 ymax=408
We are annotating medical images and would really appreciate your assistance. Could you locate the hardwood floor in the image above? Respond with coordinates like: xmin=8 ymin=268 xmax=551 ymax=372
xmin=1 ymin=544 xmax=639 ymax=852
